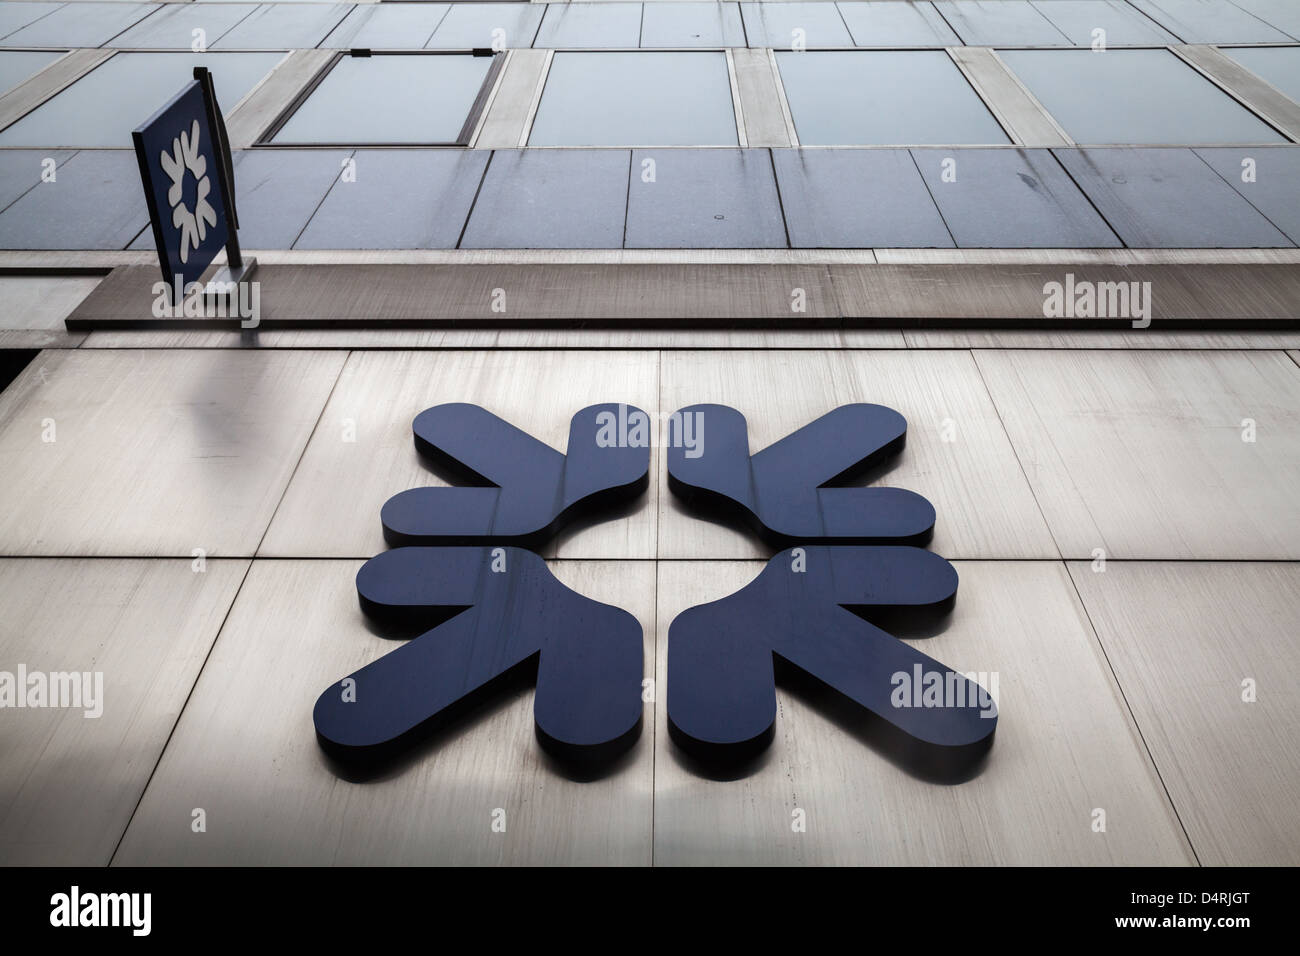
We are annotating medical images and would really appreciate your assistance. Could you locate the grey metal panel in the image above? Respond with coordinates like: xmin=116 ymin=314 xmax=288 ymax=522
xmin=1228 ymin=0 xmax=1300 ymax=39
xmin=730 ymin=47 xmax=792 ymax=147
xmin=0 ymin=2 xmax=63 ymax=42
xmin=0 ymin=150 xmax=146 ymax=250
xmin=0 ymin=48 xmax=112 ymax=133
xmin=66 ymin=261 xmax=843 ymax=322
xmin=1000 ymin=48 xmax=1288 ymax=146
xmin=224 ymin=48 xmax=335 ymax=149
xmin=1220 ymin=45 xmax=1300 ymax=105
xmin=0 ymin=2 xmax=153 ymax=48
xmin=1195 ymin=146 xmax=1300 ymax=245
xmin=1068 ymin=562 xmax=1300 ymax=865
xmin=1029 ymin=0 xmax=1179 ymax=45
xmin=294 ymin=150 xmax=488 ymax=250
xmin=261 ymin=349 xmax=660 ymax=559
xmin=830 ymin=262 xmax=1300 ymax=319
xmin=0 ymin=328 xmax=85 ymax=348
xmin=213 ymin=3 xmax=354 ymax=51
xmin=528 ymin=51 xmax=738 ymax=147
xmin=0 ymin=148 xmax=74 ymax=212
xmin=322 ymin=3 xmax=449 ymax=50
xmin=625 ymin=148 xmax=787 ymax=249
xmin=112 ymin=558 xmax=656 ymax=865
xmin=0 ymin=49 xmax=61 ymax=96
xmin=639 ymin=2 xmax=745 ymax=48
xmin=948 ymin=46 xmax=1068 ymax=146
xmin=773 ymin=147 xmax=954 ymax=248
xmin=911 ymin=147 xmax=1121 ymax=248
xmin=1054 ymin=147 xmax=1292 ymax=248
xmin=836 ymin=0 xmax=961 ymax=46
xmin=0 ymin=275 xmax=100 ymax=329
xmin=533 ymin=3 xmax=643 ymax=49
xmin=0 ymin=558 xmax=249 ymax=865
xmin=460 ymin=149 xmax=630 ymax=249
xmin=653 ymin=560 xmax=1194 ymax=865
xmin=425 ymin=3 xmax=544 ymax=51
xmin=1173 ymin=45 xmax=1300 ymax=143
xmin=902 ymin=329 xmax=1300 ymax=348
xmin=657 ymin=349 xmax=1059 ymax=559
xmin=1128 ymin=0 xmax=1294 ymax=43
xmin=221 ymin=149 xmax=354 ymax=250
xmin=0 ymin=349 xmax=346 ymax=556
xmin=0 ymin=51 xmax=286 ymax=148
xmin=974 ymin=349 xmax=1300 ymax=559
xmin=775 ymin=50 xmax=1011 ymax=145
xmin=931 ymin=0 xmax=1072 ymax=45
xmin=741 ymin=2 xmax=854 ymax=49
xmin=474 ymin=48 xmax=548 ymax=149
xmin=110 ymin=3 xmax=258 ymax=51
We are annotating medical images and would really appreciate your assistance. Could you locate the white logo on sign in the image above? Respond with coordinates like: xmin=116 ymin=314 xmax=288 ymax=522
xmin=160 ymin=119 xmax=216 ymax=264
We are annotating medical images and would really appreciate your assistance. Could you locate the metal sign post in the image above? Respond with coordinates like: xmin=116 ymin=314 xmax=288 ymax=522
xmin=133 ymin=66 xmax=255 ymax=310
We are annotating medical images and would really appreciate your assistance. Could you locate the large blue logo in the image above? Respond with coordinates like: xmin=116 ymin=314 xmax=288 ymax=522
xmin=314 ymin=403 xmax=997 ymax=778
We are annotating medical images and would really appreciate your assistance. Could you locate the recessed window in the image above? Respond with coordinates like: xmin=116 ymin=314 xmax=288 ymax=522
xmin=774 ymin=51 xmax=1009 ymax=146
xmin=265 ymin=52 xmax=501 ymax=147
xmin=998 ymin=48 xmax=1287 ymax=144
xmin=0 ymin=52 xmax=283 ymax=148
xmin=0 ymin=50 xmax=62 ymax=97
xmin=1221 ymin=46 xmax=1300 ymax=106
xmin=528 ymin=51 xmax=738 ymax=147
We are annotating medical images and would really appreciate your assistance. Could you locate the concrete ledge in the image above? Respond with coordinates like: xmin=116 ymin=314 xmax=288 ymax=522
xmin=64 ymin=262 xmax=1300 ymax=329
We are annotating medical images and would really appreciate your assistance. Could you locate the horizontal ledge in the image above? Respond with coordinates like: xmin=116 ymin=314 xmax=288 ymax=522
xmin=8 ymin=249 xmax=1300 ymax=269
xmin=63 ymin=262 xmax=1300 ymax=330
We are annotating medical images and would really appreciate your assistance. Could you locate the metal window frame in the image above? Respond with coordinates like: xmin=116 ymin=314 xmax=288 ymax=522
xmin=254 ymin=48 xmax=505 ymax=149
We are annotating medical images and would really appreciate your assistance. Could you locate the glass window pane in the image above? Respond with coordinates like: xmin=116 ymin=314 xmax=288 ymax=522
xmin=0 ymin=51 xmax=283 ymax=148
xmin=0 ymin=50 xmax=62 ymax=97
xmin=999 ymin=48 xmax=1286 ymax=145
xmin=528 ymin=52 xmax=738 ymax=147
xmin=1222 ymin=46 xmax=1300 ymax=106
xmin=425 ymin=4 xmax=544 ymax=50
xmin=775 ymin=51 xmax=1009 ymax=146
xmin=271 ymin=54 xmax=495 ymax=146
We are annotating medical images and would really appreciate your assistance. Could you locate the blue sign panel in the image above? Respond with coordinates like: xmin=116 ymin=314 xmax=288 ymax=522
xmin=381 ymin=402 xmax=651 ymax=549
xmin=133 ymin=77 xmax=230 ymax=293
xmin=314 ymin=547 xmax=645 ymax=766
xmin=667 ymin=403 xmax=937 ymax=547
xmin=314 ymin=402 xmax=997 ymax=780
xmin=667 ymin=545 xmax=996 ymax=776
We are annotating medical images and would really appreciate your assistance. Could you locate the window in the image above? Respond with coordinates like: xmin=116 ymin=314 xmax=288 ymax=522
xmin=774 ymin=51 xmax=1010 ymax=146
xmin=263 ymin=52 xmax=501 ymax=147
xmin=0 ymin=52 xmax=283 ymax=148
xmin=1221 ymin=46 xmax=1300 ymax=106
xmin=998 ymin=48 xmax=1287 ymax=144
xmin=528 ymin=51 xmax=738 ymax=147
xmin=0 ymin=50 xmax=62 ymax=97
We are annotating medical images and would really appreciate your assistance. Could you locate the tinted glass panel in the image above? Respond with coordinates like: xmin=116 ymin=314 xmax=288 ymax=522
xmin=999 ymin=48 xmax=1286 ymax=144
xmin=529 ymin=52 xmax=737 ymax=147
xmin=0 ymin=51 xmax=282 ymax=148
xmin=271 ymin=54 xmax=495 ymax=146
xmin=0 ymin=49 xmax=61 ymax=96
xmin=775 ymin=50 xmax=1009 ymax=146
xmin=1222 ymin=46 xmax=1300 ymax=105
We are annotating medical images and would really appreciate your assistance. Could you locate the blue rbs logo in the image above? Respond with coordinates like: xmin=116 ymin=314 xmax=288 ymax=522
xmin=313 ymin=403 xmax=997 ymax=778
